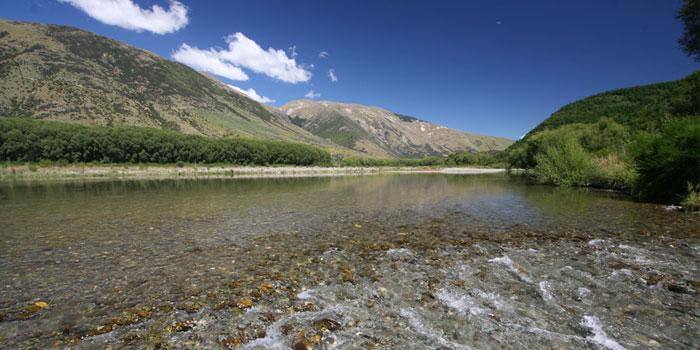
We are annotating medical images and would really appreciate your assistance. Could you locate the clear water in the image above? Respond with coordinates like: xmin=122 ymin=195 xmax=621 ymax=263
xmin=0 ymin=174 xmax=698 ymax=349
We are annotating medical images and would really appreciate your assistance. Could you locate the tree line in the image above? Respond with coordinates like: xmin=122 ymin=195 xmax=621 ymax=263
xmin=0 ymin=118 xmax=331 ymax=166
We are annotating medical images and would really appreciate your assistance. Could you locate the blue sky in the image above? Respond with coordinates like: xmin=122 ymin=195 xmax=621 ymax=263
xmin=1 ymin=0 xmax=697 ymax=139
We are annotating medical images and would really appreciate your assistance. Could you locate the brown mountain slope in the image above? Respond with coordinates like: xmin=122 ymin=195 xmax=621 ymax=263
xmin=280 ymin=100 xmax=513 ymax=157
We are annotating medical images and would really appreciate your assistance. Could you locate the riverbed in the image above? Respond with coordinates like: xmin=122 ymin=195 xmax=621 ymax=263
xmin=0 ymin=174 xmax=697 ymax=349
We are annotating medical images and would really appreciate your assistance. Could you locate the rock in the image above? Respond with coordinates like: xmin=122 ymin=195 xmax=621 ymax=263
xmin=133 ymin=307 xmax=152 ymax=318
xmin=313 ymin=318 xmax=341 ymax=332
xmin=665 ymin=281 xmax=694 ymax=294
xmin=258 ymin=282 xmax=274 ymax=293
xmin=166 ymin=320 xmax=194 ymax=333
xmin=86 ymin=324 xmax=114 ymax=337
xmin=111 ymin=314 xmax=138 ymax=326
xmin=18 ymin=303 xmax=46 ymax=319
xmin=293 ymin=339 xmax=313 ymax=350
xmin=222 ymin=336 xmax=244 ymax=349
xmin=237 ymin=299 xmax=254 ymax=309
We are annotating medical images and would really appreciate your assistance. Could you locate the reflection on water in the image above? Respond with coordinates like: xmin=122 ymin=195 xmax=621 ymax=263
xmin=0 ymin=174 xmax=697 ymax=349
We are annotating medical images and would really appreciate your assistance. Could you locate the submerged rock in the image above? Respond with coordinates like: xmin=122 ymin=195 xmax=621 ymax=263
xmin=313 ymin=318 xmax=341 ymax=332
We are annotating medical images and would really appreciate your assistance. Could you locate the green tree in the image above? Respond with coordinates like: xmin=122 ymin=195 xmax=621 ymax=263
xmin=678 ymin=0 xmax=700 ymax=61
xmin=630 ymin=118 xmax=700 ymax=203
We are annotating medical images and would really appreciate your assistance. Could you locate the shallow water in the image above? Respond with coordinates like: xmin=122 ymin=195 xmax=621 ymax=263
xmin=0 ymin=174 xmax=698 ymax=349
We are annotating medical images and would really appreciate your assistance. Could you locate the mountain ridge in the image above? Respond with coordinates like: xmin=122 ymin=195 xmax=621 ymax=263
xmin=0 ymin=19 xmax=337 ymax=149
xmin=280 ymin=99 xmax=512 ymax=157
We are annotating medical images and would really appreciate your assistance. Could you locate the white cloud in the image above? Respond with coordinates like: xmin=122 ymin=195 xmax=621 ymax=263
xmin=172 ymin=33 xmax=311 ymax=84
xmin=328 ymin=69 xmax=337 ymax=82
xmin=227 ymin=84 xmax=275 ymax=104
xmin=288 ymin=45 xmax=297 ymax=58
xmin=58 ymin=0 xmax=189 ymax=34
xmin=318 ymin=51 xmax=329 ymax=59
xmin=305 ymin=90 xmax=321 ymax=99
xmin=218 ymin=33 xmax=311 ymax=83
xmin=172 ymin=43 xmax=249 ymax=81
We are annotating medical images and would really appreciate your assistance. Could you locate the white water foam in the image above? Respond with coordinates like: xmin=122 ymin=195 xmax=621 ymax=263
xmin=588 ymin=239 xmax=607 ymax=246
xmin=296 ymin=288 xmax=316 ymax=300
xmin=577 ymin=287 xmax=591 ymax=299
xmin=538 ymin=281 xmax=555 ymax=301
xmin=399 ymin=308 xmax=473 ymax=350
xmin=436 ymin=288 xmax=487 ymax=316
xmin=507 ymin=323 xmax=586 ymax=343
xmin=609 ymin=269 xmax=634 ymax=280
xmin=488 ymin=255 xmax=533 ymax=283
xmin=243 ymin=305 xmax=346 ymax=349
xmin=581 ymin=315 xmax=626 ymax=350
xmin=474 ymin=289 xmax=511 ymax=311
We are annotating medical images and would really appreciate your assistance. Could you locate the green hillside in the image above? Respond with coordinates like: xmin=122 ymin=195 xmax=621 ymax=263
xmin=508 ymin=72 xmax=700 ymax=204
xmin=527 ymin=71 xmax=699 ymax=136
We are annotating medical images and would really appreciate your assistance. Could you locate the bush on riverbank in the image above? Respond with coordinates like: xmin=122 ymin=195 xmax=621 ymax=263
xmin=337 ymin=150 xmax=508 ymax=168
xmin=445 ymin=150 xmax=507 ymax=167
xmin=509 ymin=118 xmax=638 ymax=189
xmin=337 ymin=156 xmax=444 ymax=167
xmin=508 ymin=116 xmax=700 ymax=203
xmin=629 ymin=117 xmax=700 ymax=203
xmin=0 ymin=118 xmax=331 ymax=166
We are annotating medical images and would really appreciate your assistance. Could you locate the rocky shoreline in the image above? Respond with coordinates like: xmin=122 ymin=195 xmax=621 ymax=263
xmin=0 ymin=164 xmax=505 ymax=180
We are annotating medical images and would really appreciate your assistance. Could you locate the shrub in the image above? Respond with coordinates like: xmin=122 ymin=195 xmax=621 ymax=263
xmin=682 ymin=183 xmax=700 ymax=211
xmin=590 ymin=153 xmax=637 ymax=190
xmin=507 ymin=118 xmax=630 ymax=170
xmin=445 ymin=150 xmax=506 ymax=167
xmin=337 ymin=156 xmax=445 ymax=167
xmin=630 ymin=117 xmax=700 ymax=203
xmin=533 ymin=137 xmax=597 ymax=186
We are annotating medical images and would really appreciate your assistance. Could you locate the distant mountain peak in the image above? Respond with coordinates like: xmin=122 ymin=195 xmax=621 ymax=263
xmin=281 ymin=99 xmax=512 ymax=157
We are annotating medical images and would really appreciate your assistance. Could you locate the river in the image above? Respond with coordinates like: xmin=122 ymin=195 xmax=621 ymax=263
xmin=0 ymin=174 xmax=697 ymax=349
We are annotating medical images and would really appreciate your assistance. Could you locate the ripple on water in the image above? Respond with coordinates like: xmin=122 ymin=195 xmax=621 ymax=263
xmin=581 ymin=315 xmax=626 ymax=350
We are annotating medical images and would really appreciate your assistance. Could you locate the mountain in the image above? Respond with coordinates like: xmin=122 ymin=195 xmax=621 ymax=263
xmin=524 ymin=71 xmax=700 ymax=139
xmin=0 ymin=19 xmax=335 ymax=148
xmin=280 ymin=100 xmax=512 ymax=157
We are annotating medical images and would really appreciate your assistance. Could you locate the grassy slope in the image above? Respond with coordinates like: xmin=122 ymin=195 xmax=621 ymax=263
xmin=0 ymin=19 xmax=336 ymax=149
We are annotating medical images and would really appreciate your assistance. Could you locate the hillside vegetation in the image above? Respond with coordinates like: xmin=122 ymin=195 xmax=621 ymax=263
xmin=0 ymin=19 xmax=335 ymax=148
xmin=0 ymin=118 xmax=331 ymax=166
xmin=508 ymin=72 xmax=700 ymax=204
xmin=527 ymin=72 xmax=699 ymax=134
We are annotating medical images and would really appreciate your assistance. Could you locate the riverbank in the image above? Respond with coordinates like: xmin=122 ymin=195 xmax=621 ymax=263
xmin=0 ymin=163 xmax=506 ymax=181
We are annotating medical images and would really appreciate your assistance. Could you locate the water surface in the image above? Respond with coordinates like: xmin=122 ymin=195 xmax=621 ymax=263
xmin=0 ymin=174 xmax=698 ymax=349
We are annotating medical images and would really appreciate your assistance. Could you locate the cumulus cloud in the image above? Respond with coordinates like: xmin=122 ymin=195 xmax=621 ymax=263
xmin=288 ymin=45 xmax=297 ymax=58
xmin=318 ymin=51 xmax=329 ymax=59
xmin=58 ymin=0 xmax=189 ymax=34
xmin=328 ymin=69 xmax=337 ymax=82
xmin=305 ymin=90 xmax=321 ymax=99
xmin=218 ymin=33 xmax=311 ymax=83
xmin=172 ymin=43 xmax=249 ymax=81
xmin=172 ymin=33 xmax=311 ymax=83
xmin=227 ymin=84 xmax=275 ymax=104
